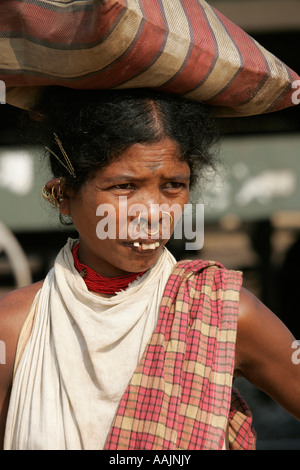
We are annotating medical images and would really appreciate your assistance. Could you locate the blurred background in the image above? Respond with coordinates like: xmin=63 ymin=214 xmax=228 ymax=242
xmin=0 ymin=0 xmax=300 ymax=450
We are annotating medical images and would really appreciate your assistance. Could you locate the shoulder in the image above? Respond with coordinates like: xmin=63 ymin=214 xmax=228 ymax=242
xmin=235 ymin=287 xmax=292 ymax=374
xmin=0 ymin=281 xmax=43 ymax=381
xmin=0 ymin=281 xmax=43 ymax=448
xmin=0 ymin=281 xmax=43 ymax=328
xmin=174 ymin=258 xmax=243 ymax=286
xmin=235 ymin=287 xmax=300 ymax=420
xmin=236 ymin=286 xmax=292 ymax=351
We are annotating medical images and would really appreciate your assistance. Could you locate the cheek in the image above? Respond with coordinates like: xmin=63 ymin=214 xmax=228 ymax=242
xmin=95 ymin=206 xmax=122 ymax=240
xmin=69 ymin=198 xmax=100 ymax=237
xmin=180 ymin=190 xmax=190 ymax=205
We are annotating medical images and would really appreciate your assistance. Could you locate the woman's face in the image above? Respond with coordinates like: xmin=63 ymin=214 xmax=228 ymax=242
xmin=60 ymin=138 xmax=190 ymax=277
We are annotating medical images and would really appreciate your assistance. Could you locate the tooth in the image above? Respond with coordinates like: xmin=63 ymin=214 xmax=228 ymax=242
xmin=141 ymin=244 xmax=149 ymax=250
xmin=141 ymin=243 xmax=156 ymax=250
xmin=133 ymin=242 xmax=140 ymax=247
xmin=154 ymin=242 xmax=159 ymax=248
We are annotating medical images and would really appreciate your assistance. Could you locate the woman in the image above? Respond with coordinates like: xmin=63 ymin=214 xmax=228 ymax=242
xmin=0 ymin=87 xmax=299 ymax=450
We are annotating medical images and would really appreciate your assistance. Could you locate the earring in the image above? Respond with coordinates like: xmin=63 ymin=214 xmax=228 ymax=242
xmin=42 ymin=178 xmax=65 ymax=208
xmin=137 ymin=212 xmax=147 ymax=230
xmin=161 ymin=210 xmax=173 ymax=227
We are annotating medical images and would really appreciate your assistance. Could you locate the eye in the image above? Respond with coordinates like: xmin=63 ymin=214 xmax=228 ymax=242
xmin=112 ymin=183 xmax=136 ymax=190
xmin=163 ymin=182 xmax=187 ymax=190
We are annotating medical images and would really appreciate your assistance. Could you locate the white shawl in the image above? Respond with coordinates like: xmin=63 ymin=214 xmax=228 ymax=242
xmin=4 ymin=239 xmax=176 ymax=450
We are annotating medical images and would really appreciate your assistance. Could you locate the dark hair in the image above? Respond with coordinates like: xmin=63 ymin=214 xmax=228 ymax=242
xmin=32 ymin=86 xmax=219 ymax=190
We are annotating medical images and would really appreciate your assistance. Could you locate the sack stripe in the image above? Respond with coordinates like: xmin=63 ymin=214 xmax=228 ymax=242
xmin=113 ymin=0 xmax=172 ymax=89
xmin=202 ymin=11 xmax=267 ymax=104
xmin=221 ymin=49 xmax=293 ymax=116
xmin=0 ymin=3 xmax=145 ymax=80
xmin=206 ymin=11 xmax=296 ymax=115
xmin=0 ymin=1 xmax=122 ymax=44
xmin=158 ymin=0 xmax=217 ymax=94
xmin=14 ymin=0 xmax=96 ymax=12
xmin=114 ymin=0 xmax=194 ymax=90
xmin=92 ymin=0 xmax=169 ymax=88
xmin=184 ymin=2 xmax=242 ymax=101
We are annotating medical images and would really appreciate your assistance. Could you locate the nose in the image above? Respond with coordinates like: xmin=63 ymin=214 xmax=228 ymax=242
xmin=127 ymin=191 xmax=174 ymax=239
xmin=139 ymin=201 xmax=161 ymax=226
xmin=128 ymin=190 xmax=162 ymax=223
xmin=137 ymin=209 xmax=160 ymax=237
xmin=139 ymin=209 xmax=174 ymax=236
xmin=134 ymin=190 xmax=164 ymax=225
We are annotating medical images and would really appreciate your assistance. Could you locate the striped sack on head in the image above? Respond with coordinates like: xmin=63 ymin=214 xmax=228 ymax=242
xmin=1 ymin=0 xmax=299 ymax=116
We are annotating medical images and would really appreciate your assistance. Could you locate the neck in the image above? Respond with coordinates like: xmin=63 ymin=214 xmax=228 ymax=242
xmin=72 ymin=243 xmax=147 ymax=295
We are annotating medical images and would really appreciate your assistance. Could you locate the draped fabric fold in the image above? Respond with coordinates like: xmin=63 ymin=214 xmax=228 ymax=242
xmin=4 ymin=240 xmax=176 ymax=450
xmin=105 ymin=258 xmax=256 ymax=450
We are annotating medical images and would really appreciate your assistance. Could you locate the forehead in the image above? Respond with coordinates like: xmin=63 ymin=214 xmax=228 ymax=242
xmin=103 ymin=138 xmax=189 ymax=176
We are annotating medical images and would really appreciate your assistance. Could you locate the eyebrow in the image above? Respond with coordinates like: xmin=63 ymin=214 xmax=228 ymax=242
xmin=102 ymin=174 xmax=191 ymax=184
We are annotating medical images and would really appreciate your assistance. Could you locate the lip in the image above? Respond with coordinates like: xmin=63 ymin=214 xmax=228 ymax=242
xmin=124 ymin=240 xmax=161 ymax=254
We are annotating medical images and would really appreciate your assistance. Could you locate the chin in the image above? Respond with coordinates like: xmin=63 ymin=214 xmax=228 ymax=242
xmin=121 ymin=247 xmax=163 ymax=273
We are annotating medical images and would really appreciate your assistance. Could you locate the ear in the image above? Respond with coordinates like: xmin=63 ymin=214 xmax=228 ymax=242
xmin=43 ymin=177 xmax=72 ymax=214
xmin=59 ymin=196 xmax=71 ymax=215
xmin=58 ymin=181 xmax=74 ymax=215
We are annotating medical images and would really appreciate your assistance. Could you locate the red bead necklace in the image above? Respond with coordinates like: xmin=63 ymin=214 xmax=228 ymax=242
xmin=72 ymin=243 xmax=147 ymax=294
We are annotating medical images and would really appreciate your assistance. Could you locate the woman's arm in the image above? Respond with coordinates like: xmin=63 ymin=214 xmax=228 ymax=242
xmin=0 ymin=282 xmax=43 ymax=449
xmin=235 ymin=287 xmax=300 ymax=421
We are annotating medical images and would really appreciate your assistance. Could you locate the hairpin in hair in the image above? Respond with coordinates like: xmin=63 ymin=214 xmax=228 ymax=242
xmin=45 ymin=132 xmax=77 ymax=179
